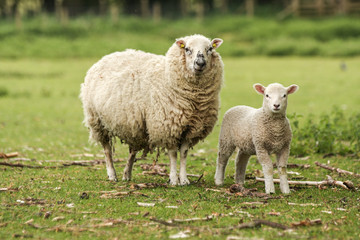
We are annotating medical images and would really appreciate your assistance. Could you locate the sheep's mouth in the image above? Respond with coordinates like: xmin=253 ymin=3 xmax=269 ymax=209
xmin=194 ymin=66 xmax=206 ymax=74
xmin=194 ymin=68 xmax=204 ymax=74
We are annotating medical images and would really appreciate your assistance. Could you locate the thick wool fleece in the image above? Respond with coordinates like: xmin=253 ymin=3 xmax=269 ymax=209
xmin=80 ymin=35 xmax=224 ymax=153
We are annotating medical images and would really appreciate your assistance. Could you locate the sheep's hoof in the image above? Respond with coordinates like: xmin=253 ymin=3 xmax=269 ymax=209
xmin=169 ymin=176 xmax=179 ymax=186
xmin=179 ymin=178 xmax=190 ymax=186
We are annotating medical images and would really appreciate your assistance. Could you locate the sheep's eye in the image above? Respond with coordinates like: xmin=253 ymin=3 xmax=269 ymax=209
xmin=283 ymin=94 xmax=287 ymax=98
xmin=265 ymin=94 xmax=269 ymax=98
xmin=185 ymin=48 xmax=192 ymax=55
xmin=207 ymin=47 xmax=213 ymax=54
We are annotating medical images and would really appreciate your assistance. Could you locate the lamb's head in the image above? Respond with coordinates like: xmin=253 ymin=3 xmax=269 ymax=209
xmin=254 ymin=83 xmax=299 ymax=115
xmin=175 ymin=34 xmax=223 ymax=75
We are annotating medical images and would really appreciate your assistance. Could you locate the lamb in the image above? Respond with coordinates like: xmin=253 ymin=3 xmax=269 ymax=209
xmin=214 ymin=83 xmax=299 ymax=194
xmin=80 ymin=34 xmax=224 ymax=185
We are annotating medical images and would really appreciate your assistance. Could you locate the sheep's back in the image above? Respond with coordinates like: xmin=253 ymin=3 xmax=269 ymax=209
xmin=81 ymin=50 xmax=166 ymax=149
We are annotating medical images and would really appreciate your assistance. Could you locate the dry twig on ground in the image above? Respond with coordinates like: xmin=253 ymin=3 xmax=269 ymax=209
xmin=0 ymin=152 xmax=19 ymax=159
xmin=256 ymin=176 xmax=354 ymax=190
xmin=315 ymin=161 xmax=360 ymax=178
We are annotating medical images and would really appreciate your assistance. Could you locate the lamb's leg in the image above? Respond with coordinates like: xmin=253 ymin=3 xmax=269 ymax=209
xmin=122 ymin=148 xmax=137 ymax=181
xmin=168 ymin=149 xmax=179 ymax=185
xmin=277 ymin=147 xmax=290 ymax=194
xmin=214 ymin=144 xmax=235 ymax=186
xmin=102 ymin=141 xmax=117 ymax=181
xmin=256 ymin=148 xmax=275 ymax=194
xmin=235 ymin=152 xmax=250 ymax=186
xmin=179 ymin=142 xmax=190 ymax=186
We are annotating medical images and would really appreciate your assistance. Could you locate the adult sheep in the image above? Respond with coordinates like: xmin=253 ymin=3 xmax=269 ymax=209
xmin=80 ymin=34 xmax=224 ymax=185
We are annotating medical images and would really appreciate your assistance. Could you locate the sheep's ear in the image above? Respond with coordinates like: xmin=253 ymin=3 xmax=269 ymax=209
xmin=287 ymin=84 xmax=299 ymax=94
xmin=176 ymin=39 xmax=186 ymax=49
xmin=211 ymin=38 xmax=223 ymax=49
xmin=253 ymin=83 xmax=265 ymax=95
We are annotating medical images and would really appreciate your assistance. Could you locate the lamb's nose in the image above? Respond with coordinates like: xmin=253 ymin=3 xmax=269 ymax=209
xmin=274 ymin=104 xmax=280 ymax=109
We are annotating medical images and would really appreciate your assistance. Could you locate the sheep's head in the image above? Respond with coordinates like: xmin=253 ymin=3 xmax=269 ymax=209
xmin=254 ymin=83 xmax=299 ymax=115
xmin=176 ymin=35 xmax=223 ymax=75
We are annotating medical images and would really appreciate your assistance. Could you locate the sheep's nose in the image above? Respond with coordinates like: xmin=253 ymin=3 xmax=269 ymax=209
xmin=273 ymin=104 xmax=280 ymax=109
xmin=195 ymin=57 xmax=206 ymax=68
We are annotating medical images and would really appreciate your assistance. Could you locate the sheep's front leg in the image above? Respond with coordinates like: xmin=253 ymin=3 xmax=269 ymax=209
xmin=256 ymin=148 xmax=275 ymax=194
xmin=102 ymin=141 xmax=117 ymax=181
xmin=277 ymin=147 xmax=290 ymax=194
xmin=179 ymin=142 xmax=190 ymax=185
xmin=122 ymin=148 xmax=137 ymax=181
xmin=235 ymin=152 xmax=250 ymax=186
xmin=168 ymin=149 xmax=179 ymax=185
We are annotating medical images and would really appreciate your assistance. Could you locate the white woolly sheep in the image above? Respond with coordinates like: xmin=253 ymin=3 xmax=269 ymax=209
xmin=214 ymin=83 xmax=299 ymax=194
xmin=80 ymin=34 xmax=224 ymax=185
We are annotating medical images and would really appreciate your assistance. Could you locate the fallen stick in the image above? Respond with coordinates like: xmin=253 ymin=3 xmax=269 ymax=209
xmin=254 ymin=219 xmax=289 ymax=230
xmin=0 ymin=162 xmax=56 ymax=169
xmin=273 ymin=163 xmax=311 ymax=169
xmin=171 ymin=215 xmax=214 ymax=223
xmin=9 ymin=158 xmax=32 ymax=161
xmin=0 ymin=152 xmax=19 ymax=159
xmin=315 ymin=161 xmax=360 ymax=178
xmin=149 ymin=217 xmax=179 ymax=227
xmin=291 ymin=218 xmax=322 ymax=228
xmin=256 ymin=176 xmax=352 ymax=190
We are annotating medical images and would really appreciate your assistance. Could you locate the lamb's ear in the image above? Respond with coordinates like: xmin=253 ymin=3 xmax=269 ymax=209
xmin=211 ymin=38 xmax=223 ymax=49
xmin=287 ymin=84 xmax=299 ymax=94
xmin=253 ymin=83 xmax=266 ymax=95
xmin=176 ymin=39 xmax=186 ymax=49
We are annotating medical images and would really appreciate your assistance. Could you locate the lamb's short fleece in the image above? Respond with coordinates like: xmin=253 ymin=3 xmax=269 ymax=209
xmin=214 ymin=83 xmax=299 ymax=194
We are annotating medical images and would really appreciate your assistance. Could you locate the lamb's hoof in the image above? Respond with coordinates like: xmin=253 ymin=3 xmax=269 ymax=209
xmin=281 ymin=189 xmax=291 ymax=194
xmin=265 ymin=190 xmax=275 ymax=194
xmin=214 ymin=180 xmax=224 ymax=186
xmin=122 ymin=175 xmax=131 ymax=181
xmin=179 ymin=177 xmax=190 ymax=186
xmin=108 ymin=176 xmax=118 ymax=182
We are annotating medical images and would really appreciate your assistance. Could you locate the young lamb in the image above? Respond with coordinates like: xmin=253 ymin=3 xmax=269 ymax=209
xmin=80 ymin=34 xmax=224 ymax=185
xmin=214 ymin=83 xmax=299 ymax=194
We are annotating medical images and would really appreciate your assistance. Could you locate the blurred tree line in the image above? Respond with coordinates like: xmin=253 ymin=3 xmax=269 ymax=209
xmin=0 ymin=0 xmax=285 ymax=24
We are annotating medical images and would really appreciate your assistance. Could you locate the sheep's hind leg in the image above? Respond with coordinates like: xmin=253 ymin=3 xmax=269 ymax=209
xmin=179 ymin=142 xmax=190 ymax=186
xmin=168 ymin=149 xmax=179 ymax=185
xmin=102 ymin=141 xmax=117 ymax=182
xmin=235 ymin=152 xmax=250 ymax=186
xmin=214 ymin=143 xmax=235 ymax=186
xmin=122 ymin=148 xmax=137 ymax=181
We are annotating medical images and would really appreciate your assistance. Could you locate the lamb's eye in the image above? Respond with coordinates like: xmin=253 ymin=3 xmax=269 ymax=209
xmin=185 ymin=48 xmax=192 ymax=55
xmin=283 ymin=94 xmax=287 ymax=98
xmin=265 ymin=94 xmax=269 ymax=98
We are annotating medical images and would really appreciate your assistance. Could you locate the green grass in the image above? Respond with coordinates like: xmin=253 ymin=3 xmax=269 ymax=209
xmin=0 ymin=57 xmax=359 ymax=239
xmin=1 ymin=15 xmax=360 ymax=58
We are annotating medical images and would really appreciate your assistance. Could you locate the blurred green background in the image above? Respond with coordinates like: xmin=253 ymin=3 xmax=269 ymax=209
xmin=0 ymin=0 xmax=360 ymax=155
xmin=1 ymin=2 xmax=360 ymax=239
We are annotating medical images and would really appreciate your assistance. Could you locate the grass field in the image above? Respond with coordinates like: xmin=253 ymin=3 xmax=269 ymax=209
xmin=1 ymin=15 xmax=360 ymax=58
xmin=0 ymin=56 xmax=359 ymax=239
